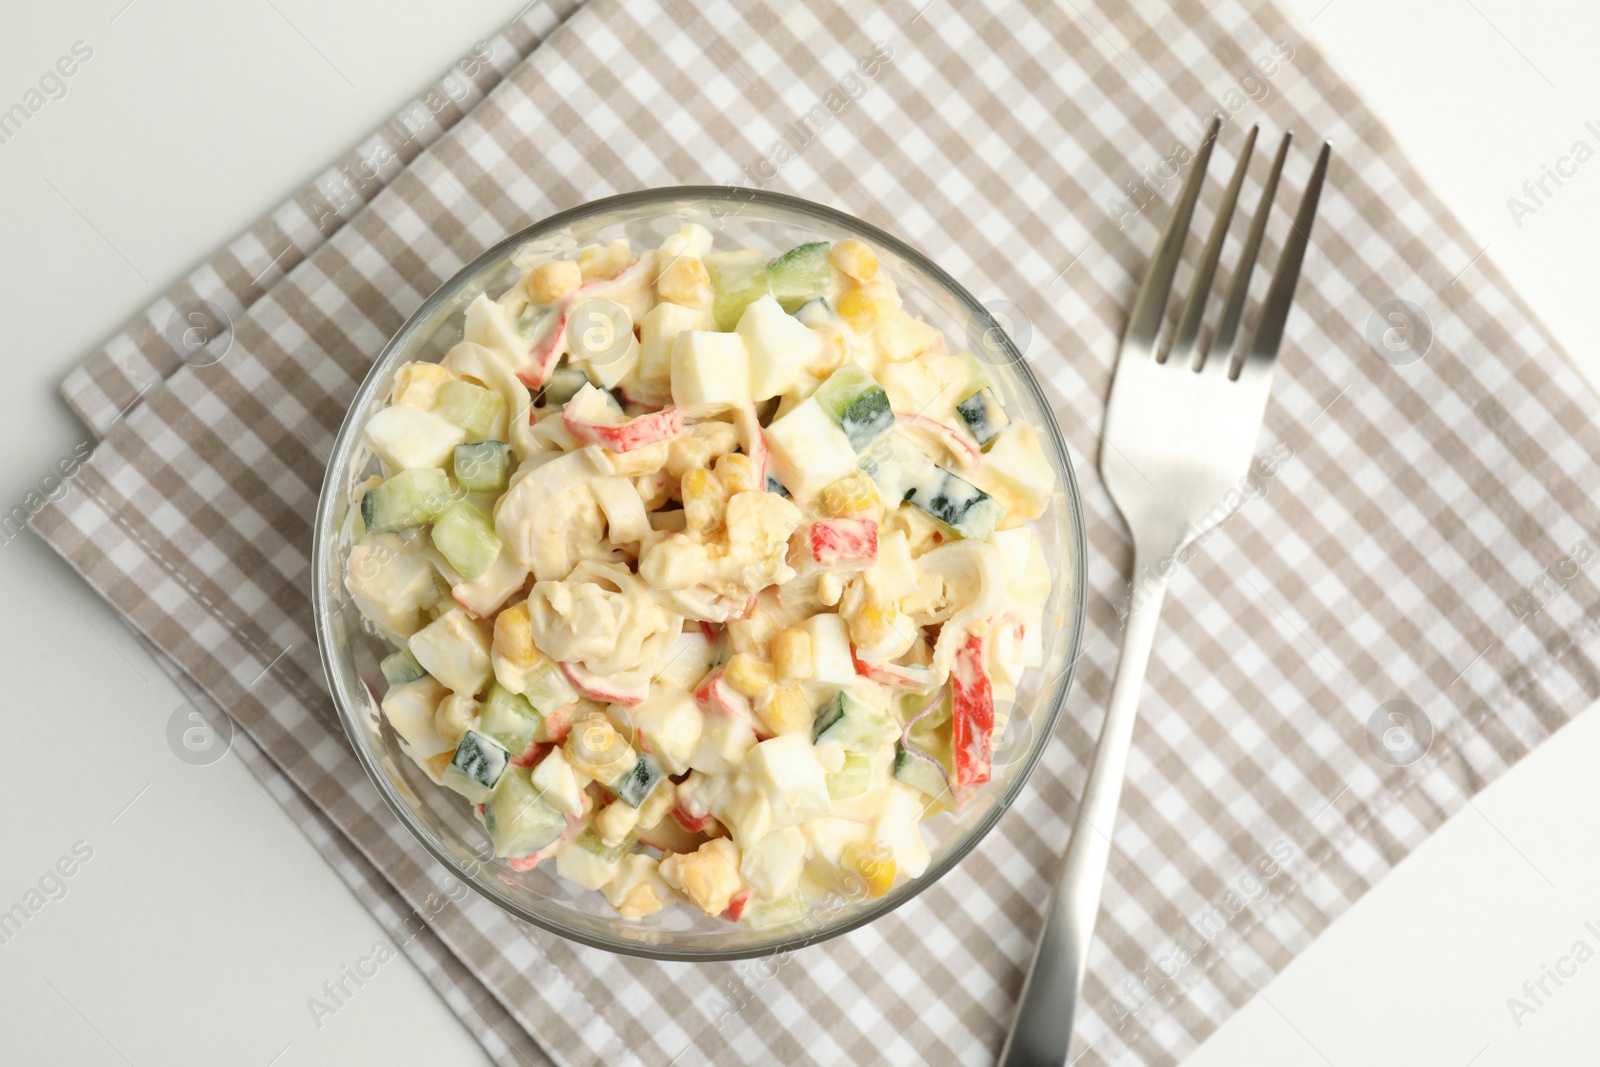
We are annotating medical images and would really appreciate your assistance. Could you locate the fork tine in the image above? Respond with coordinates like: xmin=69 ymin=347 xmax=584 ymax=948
xmin=1167 ymin=125 xmax=1258 ymax=368
xmin=1122 ymin=117 xmax=1220 ymax=353
xmin=1240 ymin=140 xmax=1332 ymax=374
xmin=1208 ymin=131 xmax=1291 ymax=369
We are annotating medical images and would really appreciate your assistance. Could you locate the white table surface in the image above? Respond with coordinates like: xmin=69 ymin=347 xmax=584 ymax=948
xmin=0 ymin=2 xmax=1596 ymax=1064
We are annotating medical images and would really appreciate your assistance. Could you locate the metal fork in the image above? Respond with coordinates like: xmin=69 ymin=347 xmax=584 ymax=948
xmin=999 ymin=122 xmax=1331 ymax=1065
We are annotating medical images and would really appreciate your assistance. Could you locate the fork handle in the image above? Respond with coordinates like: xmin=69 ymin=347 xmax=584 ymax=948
xmin=1000 ymin=573 xmax=1169 ymax=1066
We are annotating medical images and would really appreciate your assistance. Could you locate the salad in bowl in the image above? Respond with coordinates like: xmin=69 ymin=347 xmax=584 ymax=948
xmin=317 ymin=189 xmax=1084 ymax=956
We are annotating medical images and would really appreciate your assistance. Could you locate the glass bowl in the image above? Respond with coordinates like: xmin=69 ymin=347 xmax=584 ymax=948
xmin=311 ymin=187 xmax=1087 ymax=960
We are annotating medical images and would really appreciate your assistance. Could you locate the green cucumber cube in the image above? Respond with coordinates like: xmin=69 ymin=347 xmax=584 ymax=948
xmin=612 ymin=753 xmax=662 ymax=807
xmin=767 ymin=241 xmax=831 ymax=313
xmin=826 ymin=751 xmax=872 ymax=800
xmin=523 ymin=658 xmax=580 ymax=715
xmin=539 ymin=363 xmax=590 ymax=408
xmin=360 ymin=468 xmax=452 ymax=534
xmin=453 ymin=442 xmax=510 ymax=494
xmin=380 ymin=648 xmax=427 ymax=686
xmin=432 ymin=380 xmax=506 ymax=441
xmin=812 ymin=690 xmax=896 ymax=753
xmin=705 ymin=249 xmax=771 ymax=331
xmin=793 ymin=297 xmax=834 ymax=328
xmin=905 ymin=466 xmax=1004 ymax=540
xmin=484 ymin=765 xmax=567 ymax=858
xmin=441 ymin=730 xmax=510 ymax=804
xmin=573 ymin=825 xmax=629 ymax=862
xmin=892 ymin=742 xmax=950 ymax=799
xmin=813 ymin=364 xmax=893 ymax=451
xmin=478 ymin=683 xmax=549 ymax=755
xmin=744 ymin=889 xmax=807 ymax=929
xmin=430 ymin=501 xmax=502 ymax=581
xmin=955 ymin=387 xmax=1010 ymax=447
xmin=959 ymin=349 xmax=994 ymax=395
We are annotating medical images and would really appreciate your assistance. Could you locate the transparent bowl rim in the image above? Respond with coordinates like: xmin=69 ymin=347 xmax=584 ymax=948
xmin=311 ymin=185 xmax=1089 ymax=961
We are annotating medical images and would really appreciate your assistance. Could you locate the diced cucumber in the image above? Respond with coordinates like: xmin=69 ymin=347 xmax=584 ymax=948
xmin=478 ymin=682 xmax=561 ymax=754
xmin=767 ymin=241 xmax=831 ymax=313
xmin=483 ymin=765 xmax=567 ymax=858
xmin=453 ymin=442 xmax=510 ymax=494
xmin=793 ymin=298 xmax=835 ymax=328
xmin=430 ymin=500 xmax=502 ymax=581
xmin=813 ymin=364 xmax=894 ymax=451
xmin=360 ymin=468 xmax=453 ymax=534
xmin=441 ymin=730 xmax=511 ymax=804
xmin=826 ymin=751 xmax=872 ymax=800
xmin=744 ymin=889 xmax=808 ymax=930
xmin=892 ymin=742 xmax=950 ymax=799
xmin=380 ymin=648 xmax=427 ymax=686
xmin=558 ymin=826 xmax=629 ymax=890
xmin=431 ymin=380 xmax=506 ymax=440
xmin=523 ymin=657 xmax=580 ymax=715
xmin=574 ymin=825 xmax=629 ymax=861
xmin=539 ymin=363 xmax=590 ymax=408
xmin=955 ymin=387 xmax=1010 ymax=448
xmin=812 ymin=689 xmax=897 ymax=753
xmin=959 ymin=349 xmax=993 ymax=395
xmin=612 ymin=753 xmax=663 ymax=807
xmin=704 ymin=249 xmax=771 ymax=331
xmin=904 ymin=465 xmax=1005 ymax=540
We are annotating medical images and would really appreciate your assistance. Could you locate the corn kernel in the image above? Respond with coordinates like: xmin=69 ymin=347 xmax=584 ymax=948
xmin=681 ymin=467 xmax=727 ymax=536
xmin=578 ymin=239 xmax=635 ymax=282
xmin=756 ymin=685 xmax=813 ymax=736
xmin=524 ymin=259 xmax=581 ymax=304
xmin=841 ymin=840 xmax=896 ymax=898
xmin=391 ymin=362 xmax=453 ymax=409
xmin=493 ymin=602 xmax=535 ymax=664
xmin=818 ymin=572 xmax=844 ymax=607
xmin=837 ymin=281 xmax=899 ymax=334
xmin=656 ymin=254 xmax=712 ymax=308
xmin=830 ymin=239 xmax=879 ymax=282
xmin=772 ymin=627 xmax=814 ymax=684
xmin=848 ymin=603 xmax=906 ymax=660
xmin=819 ymin=472 xmax=881 ymax=519
xmin=724 ymin=653 xmax=775 ymax=698
xmin=714 ymin=452 xmax=760 ymax=495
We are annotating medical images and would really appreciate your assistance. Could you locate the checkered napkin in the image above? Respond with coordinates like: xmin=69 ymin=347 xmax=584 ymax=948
xmin=37 ymin=0 xmax=1600 ymax=1064
xmin=57 ymin=0 xmax=584 ymax=441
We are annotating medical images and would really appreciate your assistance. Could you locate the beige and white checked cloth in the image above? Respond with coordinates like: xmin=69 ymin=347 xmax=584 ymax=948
xmin=36 ymin=1 xmax=1600 ymax=1064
